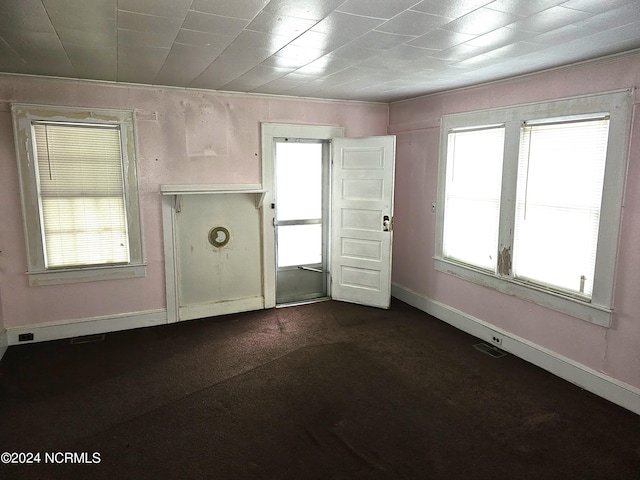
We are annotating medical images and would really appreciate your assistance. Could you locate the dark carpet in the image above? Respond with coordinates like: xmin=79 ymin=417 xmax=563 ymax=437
xmin=0 ymin=300 xmax=638 ymax=479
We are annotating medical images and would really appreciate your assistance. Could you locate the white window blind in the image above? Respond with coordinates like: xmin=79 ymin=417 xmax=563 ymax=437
xmin=513 ymin=117 xmax=610 ymax=297
xmin=443 ymin=126 xmax=505 ymax=270
xmin=33 ymin=122 xmax=130 ymax=268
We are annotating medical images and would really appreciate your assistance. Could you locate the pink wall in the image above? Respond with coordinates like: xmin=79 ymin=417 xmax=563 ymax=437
xmin=0 ymin=75 xmax=389 ymax=329
xmin=389 ymin=52 xmax=640 ymax=389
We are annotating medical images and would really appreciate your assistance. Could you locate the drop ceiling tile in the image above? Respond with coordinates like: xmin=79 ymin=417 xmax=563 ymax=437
xmin=259 ymin=56 xmax=309 ymax=70
xmin=281 ymin=72 xmax=324 ymax=82
xmin=407 ymin=29 xmax=476 ymax=50
xmin=0 ymin=37 xmax=27 ymax=71
xmin=464 ymin=26 xmax=536 ymax=48
xmin=217 ymin=43 xmax=274 ymax=67
xmin=250 ymin=77 xmax=308 ymax=94
xmin=265 ymin=43 xmax=328 ymax=64
xmin=222 ymin=65 xmax=294 ymax=91
xmin=190 ymin=0 xmax=270 ymax=20
xmin=376 ymin=11 xmax=453 ymax=36
xmin=484 ymin=40 xmax=542 ymax=59
xmin=294 ymin=55 xmax=353 ymax=75
xmin=508 ymin=5 xmax=593 ymax=33
xmin=57 ymin=27 xmax=117 ymax=48
xmin=43 ymin=0 xmax=115 ymax=20
xmin=529 ymin=24 xmax=584 ymax=45
xmin=573 ymin=3 xmax=640 ymax=32
xmin=327 ymin=44 xmax=382 ymax=62
xmin=0 ymin=0 xmax=56 ymax=33
xmin=0 ymin=29 xmax=63 ymax=60
xmin=155 ymin=43 xmax=225 ymax=86
xmin=375 ymin=44 xmax=437 ymax=63
xmin=429 ymin=42 xmax=486 ymax=61
xmin=336 ymin=0 xmax=423 ymax=20
xmin=246 ymin=11 xmax=317 ymax=38
xmin=117 ymin=10 xmax=182 ymax=35
xmin=311 ymin=12 xmax=384 ymax=39
xmin=118 ymin=28 xmax=177 ymax=49
xmin=258 ymin=0 xmax=346 ymax=21
xmin=189 ymin=45 xmax=275 ymax=89
xmin=46 ymin=9 xmax=116 ymax=33
xmin=65 ymin=44 xmax=117 ymax=80
xmin=118 ymin=0 xmax=191 ymax=18
xmin=410 ymin=0 xmax=493 ymax=18
xmin=189 ymin=58 xmax=253 ymax=89
xmin=118 ymin=45 xmax=170 ymax=83
xmin=346 ymin=31 xmax=417 ymax=51
xmin=227 ymin=30 xmax=292 ymax=55
xmin=288 ymin=29 xmax=351 ymax=52
xmin=174 ymin=29 xmax=235 ymax=48
xmin=1 ymin=33 xmax=76 ymax=77
xmin=560 ymin=0 xmax=637 ymax=14
xmin=484 ymin=0 xmax=565 ymax=16
xmin=182 ymin=10 xmax=249 ymax=35
xmin=283 ymin=82 xmax=325 ymax=96
xmin=442 ymin=7 xmax=521 ymax=35
xmin=576 ymin=21 xmax=640 ymax=50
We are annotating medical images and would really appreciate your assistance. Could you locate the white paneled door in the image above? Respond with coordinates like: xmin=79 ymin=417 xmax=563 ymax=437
xmin=331 ymin=136 xmax=396 ymax=309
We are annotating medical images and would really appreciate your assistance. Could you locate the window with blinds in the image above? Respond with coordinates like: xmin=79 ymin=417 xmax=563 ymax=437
xmin=443 ymin=126 xmax=505 ymax=270
xmin=33 ymin=122 xmax=130 ymax=268
xmin=434 ymin=90 xmax=632 ymax=326
xmin=513 ymin=117 xmax=610 ymax=297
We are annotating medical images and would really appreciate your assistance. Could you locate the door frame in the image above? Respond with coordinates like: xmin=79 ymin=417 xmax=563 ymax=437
xmin=261 ymin=123 xmax=344 ymax=308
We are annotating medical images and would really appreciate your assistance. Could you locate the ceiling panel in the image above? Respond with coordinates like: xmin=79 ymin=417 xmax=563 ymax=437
xmin=336 ymin=0 xmax=424 ymax=20
xmin=0 ymin=0 xmax=638 ymax=102
xmin=182 ymin=11 xmax=249 ymax=36
xmin=190 ymin=0 xmax=270 ymax=20
xmin=376 ymin=11 xmax=454 ymax=36
xmin=155 ymin=44 xmax=224 ymax=86
xmin=117 ymin=0 xmax=191 ymax=19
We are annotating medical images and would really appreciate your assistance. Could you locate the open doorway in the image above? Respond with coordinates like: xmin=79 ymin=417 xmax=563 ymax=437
xmin=261 ymin=123 xmax=396 ymax=311
xmin=274 ymin=139 xmax=330 ymax=305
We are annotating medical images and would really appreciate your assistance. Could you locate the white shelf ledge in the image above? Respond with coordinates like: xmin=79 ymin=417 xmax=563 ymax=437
xmin=161 ymin=184 xmax=266 ymax=209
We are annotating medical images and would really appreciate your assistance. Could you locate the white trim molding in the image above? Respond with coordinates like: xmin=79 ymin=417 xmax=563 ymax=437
xmin=260 ymin=123 xmax=345 ymax=308
xmin=391 ymin=283 xmax=640 ymax=416
xmin=6 ymin=309 xmax=167 ymax=346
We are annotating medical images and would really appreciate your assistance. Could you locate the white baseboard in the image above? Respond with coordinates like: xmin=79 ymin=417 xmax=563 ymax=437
xmin=0 ymin=329 xmax=8 ymax=362
xmin=7 ymin=309 xmax=167 ymax=346
xmin=392 ymin=283 xmax=640 ymax=415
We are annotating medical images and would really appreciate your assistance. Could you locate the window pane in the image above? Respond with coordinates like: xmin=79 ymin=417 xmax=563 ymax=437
xmin=443 ymin=126 xmax=505 ymax=270
xmin=34 ymin=123 xmax=129 ymax=268
xmin=275 ymin=142 xmax=322 ymax=221
xmin=277 ymin=224 xmax=322 ymax=267
xmin=513 ymin=118 xmax=609 ymax=296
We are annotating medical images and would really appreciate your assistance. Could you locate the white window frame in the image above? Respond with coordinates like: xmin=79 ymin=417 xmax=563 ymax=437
xmin=12 ymin=104 xmax=145 ymax=286
xmin=434 ymin=90 xmax=634 ymax=327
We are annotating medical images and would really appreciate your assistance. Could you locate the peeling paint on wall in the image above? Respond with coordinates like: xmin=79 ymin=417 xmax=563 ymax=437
xmin=497 ymin=246 xmax=511 ymax=276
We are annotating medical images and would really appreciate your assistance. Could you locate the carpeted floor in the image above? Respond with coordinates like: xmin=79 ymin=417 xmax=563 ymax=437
xmin=0 ymin=300 xmax=639 ymax=479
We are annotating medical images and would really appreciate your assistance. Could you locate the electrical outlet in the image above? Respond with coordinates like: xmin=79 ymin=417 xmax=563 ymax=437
xmin=491 ymin=335 xmax=502 ymax=346
xmin=18 ymin=333 xmax=34 ymax=342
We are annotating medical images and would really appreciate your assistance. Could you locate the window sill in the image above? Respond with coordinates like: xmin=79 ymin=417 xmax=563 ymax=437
xmin=27 ymin=264 xmax=147 ymax=286
xmin=433 ymin=257 xmax=611 ymax=327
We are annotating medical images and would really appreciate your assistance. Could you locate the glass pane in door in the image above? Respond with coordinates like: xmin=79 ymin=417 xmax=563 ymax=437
xmin=275 ymin=142 xmax=322 ymax=221
xmin=277 ymin=224 xmax=322 ymax=267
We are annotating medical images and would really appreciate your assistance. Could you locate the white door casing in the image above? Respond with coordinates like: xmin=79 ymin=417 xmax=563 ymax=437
xmin=331 ymin=136 xmax=396 ymax=309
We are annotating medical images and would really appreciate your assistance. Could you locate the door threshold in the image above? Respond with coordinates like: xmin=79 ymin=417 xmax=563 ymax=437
xmin=276 ymin=297 xmax=331 ymax=308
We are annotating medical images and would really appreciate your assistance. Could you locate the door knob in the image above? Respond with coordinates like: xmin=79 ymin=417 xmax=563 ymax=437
xmin=383 ymin=215 xmax=391 ymax=232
